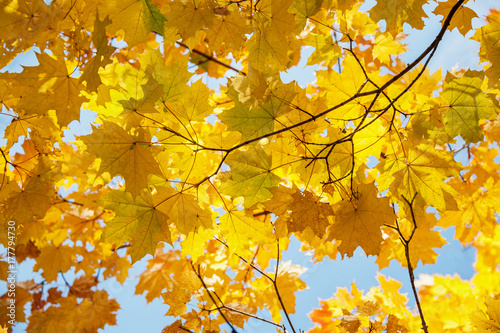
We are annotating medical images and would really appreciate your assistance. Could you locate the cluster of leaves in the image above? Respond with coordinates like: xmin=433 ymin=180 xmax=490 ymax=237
xmin=0 ymin=0 xmax=499 ymax=332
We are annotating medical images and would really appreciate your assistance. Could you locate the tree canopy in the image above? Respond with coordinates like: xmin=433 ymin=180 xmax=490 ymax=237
xmin=1 ymin=0 xmax=500 ymax=332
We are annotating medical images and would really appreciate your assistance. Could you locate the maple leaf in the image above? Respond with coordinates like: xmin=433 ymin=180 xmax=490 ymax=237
xmin=251 ymin=261 xmax=307 ymax=322
xmin=442 ymin=70 xmax=498 ymax=143
xmin=135 ymin=248 xmax=199 ymax=303
xmin=70 ymin=276 xmax=97 ymax=298
xmin=438 ymin=175 xmax=499 ymax=243
xmin=33 ymin=245 xmax=74 ymax=282
xmin=163 ymin=0 xmax=215 ymax=47
xmin=139 ymin=49 xmax=192 ymax=103
xmin=165 ymin=80 xmax=212 ymax=122
xmin=316 ymin=55 xmax=374 ymax=120
xmin=372 ymin=32 xmax=406 ymax=64
xmin=100 ymin=0 xmax=165 ymax=47
xmin=16 ymin=53 xmax=87 ymax=128
xmin=470 ymin=295 xmax=500 ymax=332
xmin=83 ymin=121 xmax=163 ymax=198
xmin=328 ymin=182 xmax=394 ymax=258
xmin=358 ymin=300 xmax=380 ymax=316
xmin=269 ymin=187 xmax=334 ymax=238
xmin=162 ymin=287 xmax=191 ymax=317
xmin=433 ymin=0 xmax=478 ymax=36
xmin=3 ymin=154 xmax=57 ymax=224
xmin=340 ymin=309 xmax=360 ymax=333
xmin=377 ymin=213 xmax=447 ymax=269
xmin=0 ymin=0 xmax=53 ymax=67
xmin=117 ymin=74 xmax=165 ymax=116
xmin=386 ymin=314 xmax=409 ymax=332
xmin=289 ymin=0 xmax=323 ymax=33
xmin=304 ymin=32 xmax=342 ymax=67
xmin=162 ymin=319 xmax=183 ymax=333
xmin=149 ymin=186 xmax=213 ymax=235
xmin=377 ymin=139 xmax=459 ymax=212
xmin=3 ymin=175 xmax=53 ymax=224
xmin=80 ymin=291 xmax=121 ymax=331
xmin=27 ymin=291 xmax=119 ymax=333
xmin=220 ymin=81 xmax=296 ymax=141
xmin=473 ymin=11 xmax=500 ymax=87
xmin=219 ymin=146 xmax=281 ymax=208
xmin=98 ymin=189 xmax=172 ymax=262
xmin=80 ymin=13 xmax=115 ymax=92
xmin=0 ymin=285 xmax=32 ymax=324
xmin=205 ymin=6 xmax=251 ymax=51
xmin=246 ymin=0 xmax=300 ymax=71
xmin=219 ymin=209 xmax=274 ymax=255
xmin=369 ymin=0 xmax=428 ymax=36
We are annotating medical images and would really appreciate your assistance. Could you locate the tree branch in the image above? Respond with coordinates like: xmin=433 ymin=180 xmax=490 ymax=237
xmin=273 ymin=240 xmax=297 ymax=333
xmin=176 ymin=41 xmax=246 ymax=76
xmin=398 ymin=194 xmax=429 ymax=333
xmin=191 ymin=262 xmax=238 ymax=333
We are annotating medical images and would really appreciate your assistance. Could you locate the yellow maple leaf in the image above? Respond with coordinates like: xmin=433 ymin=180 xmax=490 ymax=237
xmin=16 ymin=53 xmax=87 ymax=128
xmin=473 ymin=11 xmax=500 ymax=87
xmin=250 ymin=261 xmax=307 ymax=323
xmin=162 ymin=287 xmax=191 ymax=317
xmin=0 ymin=0 xmax=53 ymax=67
xmin=152 ymin=186 xmax=213 ymax=235
xmin=33 ymin=245 xmax=74 ymax=282
xmin=316 ymin=55 xmax=372 ymax=119
xmin=433 ymin=0 xmax=478 ymax=36
xmin=219 ymin=146 xmax=281 ymax=208
xmin=329 ymin=182 xmax=394 ymax=258
xmin=0 ymin=285 xmax=32 ymax=324
xmin=83 ymin=121 xmax=163 ymax=198
xmin=219 ymin=209 xmax=275 ymax=255
xmin=100 ymin=0 xmax=165 ymax=47
xmin=205 ymin=5 xmax=251 ymax=52
xmin=165 ymin=80 xmax=212 ymax=122
xmin=80 ymin=14 xmax=115 ymax=92
xmin=372 ymin=32 xmax=406 ymax=64
xmin=246 ymin=0 xmax=300 ymax=71
xmin=98 ymin=189 xmax=172 ymax=262
xmin=27 ymin=291 xmax=119 ymax=333
xmin=163 ymin=0 xmax=215 ymax=47
xmin=369 ymin=0 xmax=428 ymax=36
xmin=285 ymin=188 xmax=334 ymax=238
xmin=442 ymin=70 xmax=498 ymax=144
xmin=377 ymin=139 xmax=459 ymax=212
xmin=340 ymin=309 xmax=360 ymax=333
xmin=377 ymin=213 xmax=447 ymax=269
xmin=136 ymin=248 xmax=198 ymax=303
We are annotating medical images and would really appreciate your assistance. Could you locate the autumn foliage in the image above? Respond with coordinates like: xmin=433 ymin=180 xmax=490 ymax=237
xmin=1 ymin=0 xmax=500 ymax=332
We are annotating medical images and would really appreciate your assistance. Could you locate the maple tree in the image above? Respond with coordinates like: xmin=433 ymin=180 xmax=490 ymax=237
xmin=1 ymin=0 xmax=500 ymax=332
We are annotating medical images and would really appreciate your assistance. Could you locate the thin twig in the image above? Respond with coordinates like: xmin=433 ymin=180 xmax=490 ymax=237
xmin=273 ymin=240 xmax=297 ymax=333
xmin=398 ymin=194 xmax=429 ymax=333
xmin=191 ymin=262 xmax=238 ymax=333
xmin=176 ymin=41 xmax=246 ymax=76
xmin=209 ymin=304 xmax=284 ymax=328
xmin=214 ymin=238 xmax=298 ymax=332
xmin=59 ymin=271 xmax=73 ymax=295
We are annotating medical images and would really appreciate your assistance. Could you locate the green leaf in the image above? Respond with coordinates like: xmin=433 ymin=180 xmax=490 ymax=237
xmin=220 ymin=145 xmax=281 ymax=207
xmin=144 ymin=0 xmax=166 ymax=34
xmin=442 ymin=70 xmax=499 ymax=143
xmin=98 ymin=190 xmax=171 ymax=262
